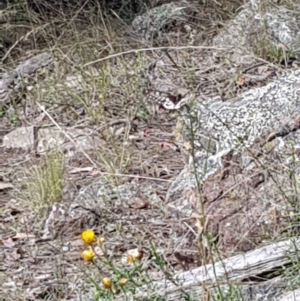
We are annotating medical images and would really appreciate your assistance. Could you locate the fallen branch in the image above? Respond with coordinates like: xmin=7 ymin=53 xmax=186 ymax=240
xmin=120 ymin=238 xmax=300 ymax=300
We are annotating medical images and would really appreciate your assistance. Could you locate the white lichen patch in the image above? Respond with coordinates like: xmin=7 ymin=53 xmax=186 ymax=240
xmin=168 ymin=70 xmax=300 ymax=205
xmin=182 ymin=70 xmax=300 ymax=177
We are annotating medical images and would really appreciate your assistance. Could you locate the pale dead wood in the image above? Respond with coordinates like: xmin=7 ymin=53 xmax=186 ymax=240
xmin=121 ymin=238 xmax=300 ymax=300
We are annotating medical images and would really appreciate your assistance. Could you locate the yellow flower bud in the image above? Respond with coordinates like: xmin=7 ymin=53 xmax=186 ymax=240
xmin=127 ymin=254 xmax=134 ymax=264
xmin=119 ymin=278 xmax=129 ymax=286
xmin=82 ymin=248 xmax=95 ymax=262
xmin=81 ymin=229 xmax=96 ymax=245
xmin=97 ymin=236 xmax=106 ymax=245
xmin=102 ymin=277 xmax=112 ymax=289
xmin=127 ymin=248 xmax=143 ymax=264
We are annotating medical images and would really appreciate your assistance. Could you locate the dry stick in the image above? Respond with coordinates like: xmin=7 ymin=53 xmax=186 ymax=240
xmin=82 ymin=46 xmax=229 ymax=67
xmin=83 ymin=46 xmax=282 ymax=71
xmin=36 ymin=103 xmax=171 ymax=182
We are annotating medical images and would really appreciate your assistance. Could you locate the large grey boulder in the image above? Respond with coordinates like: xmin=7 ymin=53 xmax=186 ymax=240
xmin=167 ymin=69 xmax=300 ymax=255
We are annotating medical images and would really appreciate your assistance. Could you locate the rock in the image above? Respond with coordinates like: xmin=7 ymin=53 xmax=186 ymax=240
xmin=0 ymin=52 xmax=53 ymax=107
xmin=213 ymin=2 xmax=300 ymax=64
xmin=3 ymin=126 xmax=34 ymax=150
xmin=167 ymin=70 xmax=300 ymax=255
xmin=15 ymin=52 xmax=53 ymax=74
xmin=176 ymin=70 xmax=300 ymax=185
xmin=130 ymin=1 xmax=190 ymax=40
xmin=42 ymin=180 xmax=161 ymax=238
xmin=36 ymin=127 xmax=96 ymax=155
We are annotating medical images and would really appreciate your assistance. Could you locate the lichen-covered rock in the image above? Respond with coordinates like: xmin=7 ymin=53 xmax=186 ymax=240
xmin=179 ymin=70 xmax=300 ymax=182
xmin=130 ymin=1 xmax=190 ymax=40
xmin=167 ymin=70 xmax=300 ymax=255
xmin=212 ymin=2 xmax=300 ymax=65
xmin=264 ymin=7 xmax=300 ymax=54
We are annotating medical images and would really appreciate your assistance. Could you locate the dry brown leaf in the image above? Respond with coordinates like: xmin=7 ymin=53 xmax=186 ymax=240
xmin=16 ymin=247 xmax=26 ymax=255
xmin=144 ymin=128 xmax=151 ymax=137
xmin=236 ymin=75 xmax=246 ymax=86
xmin=2 ymin=238 xmax=15 ymax=248
xmin=160 ymin=142 xmax=177 ymax=151
xmin=0 ymin=182 xmax=13 ymax=190
xmin=174 ymin=252 xmax=201 ymax=270
xmin=13 ymin=233 xmax=35 ymax=239
xmin=129 ymin=199 xmax=149 ymax=209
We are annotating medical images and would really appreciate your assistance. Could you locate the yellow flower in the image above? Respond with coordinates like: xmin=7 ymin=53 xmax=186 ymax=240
xmin=82 ymin=247 xmax=95 ymax=262
xmin=81 ymin=229 xmax=96 ymax=245
xmin=119 ymin=278 xmax=129 ymax=286
xmin=102 ymin=277 xmax=112 ymax=289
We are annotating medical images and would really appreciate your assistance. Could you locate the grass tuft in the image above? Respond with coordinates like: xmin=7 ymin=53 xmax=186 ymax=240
xmin=16 ymin=151 xmax=65 ymax=219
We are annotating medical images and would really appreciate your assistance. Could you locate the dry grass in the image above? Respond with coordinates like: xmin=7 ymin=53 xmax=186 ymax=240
xmin=1 ymin=0 xmax=300 ymax=300
xmin=14 ymin=151 xmax=65 ymax=219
